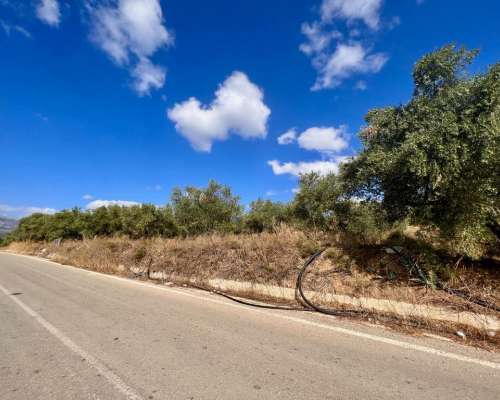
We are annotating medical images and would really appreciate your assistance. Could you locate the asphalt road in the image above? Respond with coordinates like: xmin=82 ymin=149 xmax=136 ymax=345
xmin=0 ymin=252 xmax=499 ymax=400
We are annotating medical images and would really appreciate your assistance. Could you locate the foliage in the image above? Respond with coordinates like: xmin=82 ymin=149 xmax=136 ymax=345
xmin=290 ymin=172 xmax=394 ymax=244
xmin=342 ymin=44 xmax=500 ymax=258
xmin=171 ymin=180 xmax=243 ymax=236
xmin=290 ymin=172 xmax=347 ymax=230
xmin=244 ymin=199 xmax=290 ymax=232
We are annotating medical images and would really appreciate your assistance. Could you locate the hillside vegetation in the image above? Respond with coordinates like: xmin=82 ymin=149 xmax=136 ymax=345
xmin=3 ymin=45 xmax=499 ymax=262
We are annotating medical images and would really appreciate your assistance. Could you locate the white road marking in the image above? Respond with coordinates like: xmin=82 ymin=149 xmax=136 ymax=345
xmin=0 ymin=282 xmax=144 ymax=400
xmin=3 ymin=251 xmax=500 ymax=371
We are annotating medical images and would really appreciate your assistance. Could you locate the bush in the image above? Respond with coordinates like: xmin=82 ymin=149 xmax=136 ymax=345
xmin=291 ymin=172 xmax=348 ymax=230
xmin=341 ymin=202 xmax=394 ymax=246
xmin=244 ymin=200 xmax=290 ymax=232
xmin=171 ymin=180 xmax=243 ymax=236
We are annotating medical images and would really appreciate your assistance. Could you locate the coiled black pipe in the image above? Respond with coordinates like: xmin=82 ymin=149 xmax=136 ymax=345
xmin=295 ymin=249 xmax=364 ymax=316
xmin=184 ymin=246 xmax=499 ymax=315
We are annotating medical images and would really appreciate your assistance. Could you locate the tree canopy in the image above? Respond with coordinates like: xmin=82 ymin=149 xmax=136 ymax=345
xmin=342 ymin=44 xmax=500 ymax=258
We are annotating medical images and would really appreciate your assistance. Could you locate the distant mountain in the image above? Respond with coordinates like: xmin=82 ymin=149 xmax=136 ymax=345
xmin=0 ymin=216 xmax=18 ymax=237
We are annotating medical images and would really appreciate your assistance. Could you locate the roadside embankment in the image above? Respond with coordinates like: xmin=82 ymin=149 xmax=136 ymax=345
xmin=4 ymin=227 xmax=500 ymax=348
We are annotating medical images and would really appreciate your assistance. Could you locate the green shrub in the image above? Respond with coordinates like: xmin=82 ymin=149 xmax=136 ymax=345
xmin=244 ymin=199 xmax=290 ymax=233
xmin=171 ymin=180 xmax=243 ymax=236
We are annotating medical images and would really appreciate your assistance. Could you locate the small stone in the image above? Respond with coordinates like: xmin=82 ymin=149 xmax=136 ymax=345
xmin=456 ymin=330 xmax=466 ymax=339
xmin=487 ymin=331 xmax=496 ymax=338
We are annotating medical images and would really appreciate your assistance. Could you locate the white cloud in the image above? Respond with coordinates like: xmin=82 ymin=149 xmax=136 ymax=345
xmin=131 ymin=58 xmax=166 ymax=96
xmin=312 ymin=42 xmax=387 ymax=90
xmin=277 ymin=128 xmax=297 ymax=145
xmin=297 ymin=126 xmax=348 ymax=153
xmin=85 ymin=200 xmax=140 ymax=210
xmin=82 ymin=194 xmax=94 ymax=200
xmin=278 ymin=126 xmax=348 ymax=153
xmin=268 ymin=158 xmax=348 ymax=177
xmin=299 ymin=21 xmax=341 ymax=56
xmin=301 ymin=0 xmax=390 ymax=90
xmin=89 ymin=0 xmax=173 ymax=95
xmin=271 ymin=125 xmax=351 ymax=178
xmin=0 ymin=204 xmax=57 ymax=219
xmin=320 ymin=0 xmax=383 ymax=30
xmin=354 ymin=80 xmax=367 ymax=90
xmin=36 ymin=0 xmax=61 ymax=27
xmin=167 ymin=71 xmax=271 ymax=152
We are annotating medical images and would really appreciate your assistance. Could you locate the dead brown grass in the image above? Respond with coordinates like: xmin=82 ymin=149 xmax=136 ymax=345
xmin=5 ymin=227 xmax=499 ymax=315
xmin=4 ymin=226 xmax=499 ymax=348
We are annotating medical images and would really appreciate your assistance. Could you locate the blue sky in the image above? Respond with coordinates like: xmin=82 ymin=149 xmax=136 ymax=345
xmin=1 ymin=0 xmax=499 ymax=218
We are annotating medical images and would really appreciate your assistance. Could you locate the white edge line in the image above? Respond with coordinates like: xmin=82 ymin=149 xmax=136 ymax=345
xmin=0 ymin=282 xmax=144 ymax=400
xmin=2 ymin=251 xmax=500 ymax=371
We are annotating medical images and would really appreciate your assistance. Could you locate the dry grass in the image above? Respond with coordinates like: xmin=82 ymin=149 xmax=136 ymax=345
xmin=5 ymin=226 xmax=327 ymax=285
xmin=4 ymin=226 xmax=500 ymax=348
xmin=3 ymin=226 xmax=500 ymax=349
xmin=5 ymin=227 xmax=499 ymax=314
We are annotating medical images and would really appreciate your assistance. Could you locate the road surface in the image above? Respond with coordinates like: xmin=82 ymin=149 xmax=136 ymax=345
xmin=0 ymin=251 xmax=499 ymax=400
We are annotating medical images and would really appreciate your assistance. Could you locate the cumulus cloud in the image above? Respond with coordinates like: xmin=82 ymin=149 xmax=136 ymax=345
xmin=0 ymin=204 xmax=57 ymax=219
xmin=36 ymin=0 xmax=61 ymax=27
xmin=300 ymin=0 xmax=390 ymax=90
xmin=297 ymin=126 xmax=348 ymax=152
xmin=89 ymin=0 xmax=173 ymax=95
xmin=312 ymin=42 xmax=387 ymax=90
xmin=167 ymin=71 xmax=271 ymax=152
xmin=277 ymin=128 xmax=297 ymax=145
xmin=268 ymin=157 xmax=348 ymax=177
xmin=270 ymin=125 xmax=351 ymax=177
xmin=320 ymin=0 xmax=383 ymax=30
xmin=85 ymin=200 xmax=140 ymax=210
xmin=277 ymin=126 xmax=348 ymax=153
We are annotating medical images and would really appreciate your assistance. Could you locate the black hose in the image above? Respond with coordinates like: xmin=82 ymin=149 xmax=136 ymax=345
xmin=184 ymin=282 xmax=309 ymax=311
xmin=181 ymin=246 xmax=499 ymax=316
xmin=295 ymin=249 xmax=365 ymax=316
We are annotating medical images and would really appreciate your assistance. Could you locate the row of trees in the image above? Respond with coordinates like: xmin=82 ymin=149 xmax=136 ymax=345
xmin=3 ymin=45 xmax=499 ymax=259
xmin=2 ymin=178 xmax=390 ymax=243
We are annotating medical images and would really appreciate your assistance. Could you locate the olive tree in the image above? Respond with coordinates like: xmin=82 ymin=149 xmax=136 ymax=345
xmin=342 ymin=45 xmax=500 ymax=258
